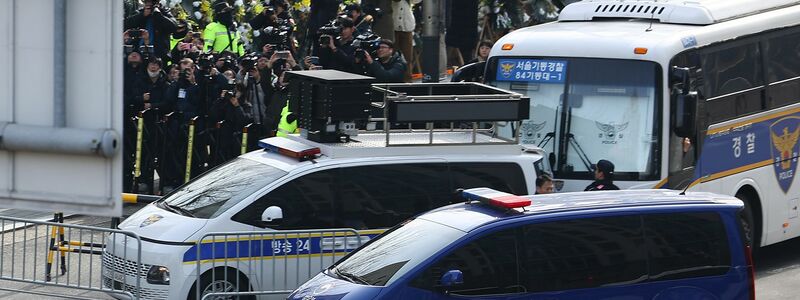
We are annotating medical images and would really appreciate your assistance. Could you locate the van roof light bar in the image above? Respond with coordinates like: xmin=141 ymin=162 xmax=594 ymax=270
xmin=462 ymin=187 xmax=531 ymax=210
xmin=258 ymin=137 xmax=320 ymax=160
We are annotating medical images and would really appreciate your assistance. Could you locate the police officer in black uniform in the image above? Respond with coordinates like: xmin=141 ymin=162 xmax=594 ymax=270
xmin=585 ymin=159 xmax=620 ymax=191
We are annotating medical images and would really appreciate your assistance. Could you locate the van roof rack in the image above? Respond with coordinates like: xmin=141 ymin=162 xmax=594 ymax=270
xmin=286 ymin=70 xmax=529 ymax=146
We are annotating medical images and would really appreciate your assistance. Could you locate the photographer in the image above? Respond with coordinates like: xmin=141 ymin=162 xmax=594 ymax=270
xmin=356 ymin=39 xmax=407 ymax=83
xmin=124 ymin=0 xmax=178 ymax=62
xmin=209 ymin=83 xmax=252 ymax=163
xmin=317 ymin=17 xmax=357 ymax=72
xmin=346 ymin=4 xmax=376 ymax=36
xmin=249 ymin=0 xmax=296 ymax=55
xmin=169 ymin=31 xmax=203 ymax=65
xmin=204 ymin=2 xmax=245 ymax=56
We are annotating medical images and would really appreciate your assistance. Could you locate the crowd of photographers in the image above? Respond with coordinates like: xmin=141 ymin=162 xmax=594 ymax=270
xmin=122 ymin=0 xmax=411 ymax=194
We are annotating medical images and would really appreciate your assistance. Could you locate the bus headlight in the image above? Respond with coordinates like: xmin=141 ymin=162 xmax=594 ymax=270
xmin=146 ymin=265 xmax=170 ymax=285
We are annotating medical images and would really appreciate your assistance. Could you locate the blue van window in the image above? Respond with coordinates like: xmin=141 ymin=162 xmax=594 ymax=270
xmin=644 ymin=212 xmax=731 ymax=281
xmin=412 ymin=228 xmax=522 ymax=295
xmin=519 ymin=215 xmax=646 ymax=292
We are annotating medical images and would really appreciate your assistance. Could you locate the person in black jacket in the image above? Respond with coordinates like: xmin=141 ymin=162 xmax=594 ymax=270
xmin=317 ymin=17 xmax=358 ymax=72
xmin=124 ymin=0 xmax=178 ymax=62
xmin=585 ymin=159 xmax=620 ymax=191
xmin=355 ymin=39 xmax=407 ymax=83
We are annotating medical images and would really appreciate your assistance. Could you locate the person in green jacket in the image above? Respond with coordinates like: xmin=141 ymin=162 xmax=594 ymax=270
xmin=276 ymin=101 xmax=299 ymax=137
xmin=204 ymin=2 xmax=244 ymax=56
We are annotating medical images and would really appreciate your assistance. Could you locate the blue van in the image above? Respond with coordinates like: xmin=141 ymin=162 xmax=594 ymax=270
xmin=288 ymin=188 xmax=755 ymax=300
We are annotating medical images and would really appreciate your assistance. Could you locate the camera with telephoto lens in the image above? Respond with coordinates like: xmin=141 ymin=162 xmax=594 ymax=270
xmin=352 ymin=32 xmax=381 ymax=61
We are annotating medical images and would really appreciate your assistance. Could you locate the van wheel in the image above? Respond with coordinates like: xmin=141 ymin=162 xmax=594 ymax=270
xmin=189 ymin=269 xmax=254 ymax=300
xmin=736 ymin=192 xmax=759 ymax=253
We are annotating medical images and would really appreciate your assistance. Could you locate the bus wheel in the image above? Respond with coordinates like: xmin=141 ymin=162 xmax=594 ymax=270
xmin=736 ymin=192 xmax=759 ymax=253
xmin=189 ymin=268 xmax=254 ymax=300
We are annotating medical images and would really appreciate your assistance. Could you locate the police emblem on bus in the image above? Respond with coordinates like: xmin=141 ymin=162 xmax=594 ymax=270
xmin=521 ymin=121 xmax=546 ymax=139
xmin=769 ymin=116 xmax=800 ymax=193
xmin=500 ymin=62 xmax=515 ymax=78
xmin=595 ymin=121 xmax=628 ymax=144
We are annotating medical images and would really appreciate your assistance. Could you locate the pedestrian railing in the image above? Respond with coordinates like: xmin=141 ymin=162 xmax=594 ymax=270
xmin=0 ymin=215 xmax=143 ymax=299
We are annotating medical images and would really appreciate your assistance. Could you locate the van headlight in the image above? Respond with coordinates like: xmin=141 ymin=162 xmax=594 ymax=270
xmin=146 ymin=265 xmax=170 ymax=285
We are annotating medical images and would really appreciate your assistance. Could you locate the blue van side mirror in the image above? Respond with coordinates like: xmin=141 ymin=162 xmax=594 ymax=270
xmin=440 ymin=270 xmax=464 ymax=287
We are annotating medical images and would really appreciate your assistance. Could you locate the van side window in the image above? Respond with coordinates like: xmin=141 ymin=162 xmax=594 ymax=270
xmin=644 ymin=212 xmax=731 ymax=281
xmin=449 ymin=162 xmax=528 ymax=194
xmin=336 ymin=164 xmax=451 ymax=229
xmin=519 ymin=215 xmax=646 ymax=292
xmin=231 ymin=170 xmax=336 ymax=229
xmin=412 ymin=228 xmax=521 ymax=295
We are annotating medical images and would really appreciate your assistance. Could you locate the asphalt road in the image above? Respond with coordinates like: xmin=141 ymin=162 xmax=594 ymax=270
xmin=755 ymin=237 xmax=800 ymax=299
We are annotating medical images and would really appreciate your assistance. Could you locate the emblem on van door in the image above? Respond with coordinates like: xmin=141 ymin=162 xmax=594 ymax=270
xmin=596 ymin=121 xmax=628 ymax=144
xmin=140 ymin=214 xmax=164 ymax=228
xmin=770 ymin=116 xmax=800 ymax=193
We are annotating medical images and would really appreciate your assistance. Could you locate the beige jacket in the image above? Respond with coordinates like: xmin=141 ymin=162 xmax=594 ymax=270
xmin=392 ymin=0 xmax=421 ymax=32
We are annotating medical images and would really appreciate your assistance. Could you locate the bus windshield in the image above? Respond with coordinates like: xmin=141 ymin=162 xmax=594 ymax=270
xmin=488 ymin=58 xmax=661 ymax=181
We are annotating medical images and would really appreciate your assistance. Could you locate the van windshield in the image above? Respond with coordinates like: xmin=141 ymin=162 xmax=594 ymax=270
xmin=331 ymin=218 xmax=465 ymax=286
xmin=159 ymin=158 xmax=287 ymax=218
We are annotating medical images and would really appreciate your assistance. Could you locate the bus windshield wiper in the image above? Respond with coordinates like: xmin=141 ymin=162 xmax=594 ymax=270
xmin=331 ymin=266 xmax=370 ymax=285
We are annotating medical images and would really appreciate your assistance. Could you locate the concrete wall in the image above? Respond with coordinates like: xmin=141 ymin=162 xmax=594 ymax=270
xmin=0 ymin=0 xmax=123 ymax=216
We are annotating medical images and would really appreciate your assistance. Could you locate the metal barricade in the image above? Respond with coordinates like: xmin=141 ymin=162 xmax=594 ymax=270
xmin=0 ymin=215 xmax=143 ymax=299
xmin=191 ymin=229 xmax=365 ymax=299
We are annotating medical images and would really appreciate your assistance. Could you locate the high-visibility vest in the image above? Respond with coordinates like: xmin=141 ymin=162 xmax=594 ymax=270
xmin=203 ymin=22 xmax=244 ymax=56
xmin=276 ymin=101 xmax=298 ymax=137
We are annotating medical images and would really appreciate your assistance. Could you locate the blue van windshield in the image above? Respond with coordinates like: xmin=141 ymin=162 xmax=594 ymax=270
xmin=332 ymin=218 xmax=465 ymax=286
xmin=160 ymin=158 xmax=287 ymax=218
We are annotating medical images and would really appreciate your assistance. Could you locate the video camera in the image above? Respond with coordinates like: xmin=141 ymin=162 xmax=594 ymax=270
xmin=240 ymin=54 xmax=259 ymax=72
xmin=255 ymin=18 xmax=292 ymax=51
xmin=317 ymin=19 xmax=342 ymax=45
xmin=352 ymin=32 xmax=381 ymax=61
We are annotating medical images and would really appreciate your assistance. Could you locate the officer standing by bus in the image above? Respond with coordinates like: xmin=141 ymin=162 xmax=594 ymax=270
xmin=585 ymin=159 xmax=620 ymax=191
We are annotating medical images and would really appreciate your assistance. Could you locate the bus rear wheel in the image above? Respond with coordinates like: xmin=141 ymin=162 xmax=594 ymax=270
xmin=736 ymin=192 xmax=759 ymax=253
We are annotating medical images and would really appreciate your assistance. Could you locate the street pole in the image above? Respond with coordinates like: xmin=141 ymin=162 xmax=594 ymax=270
xmin=422 ymin=0 xmax=440 ymax=82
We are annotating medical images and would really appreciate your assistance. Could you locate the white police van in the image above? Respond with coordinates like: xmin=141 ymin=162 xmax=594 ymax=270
xmin=101 ymin=77 xmax=547 ymax=299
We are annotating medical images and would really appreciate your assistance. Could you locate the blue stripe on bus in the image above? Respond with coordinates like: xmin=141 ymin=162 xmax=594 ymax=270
xmin=696 ymin=106 xmax=800 ymax=191
xmin=183 ymin=233 xmax=383 ymax=263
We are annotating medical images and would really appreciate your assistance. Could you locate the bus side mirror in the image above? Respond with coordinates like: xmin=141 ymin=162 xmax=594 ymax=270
xmin=671 ymin=66 xmax=697 ymax=138
xmin=672 ymin=91 xmax=697 ymax=138
xmin=671 ymin=66 xmax=691 ymax=95
xmin=261 ymin=206 xmax=283 ymax=223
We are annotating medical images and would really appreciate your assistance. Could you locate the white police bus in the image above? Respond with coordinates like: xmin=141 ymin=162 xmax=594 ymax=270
xmin=486 ymin=0 xmax=800 ymax=250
